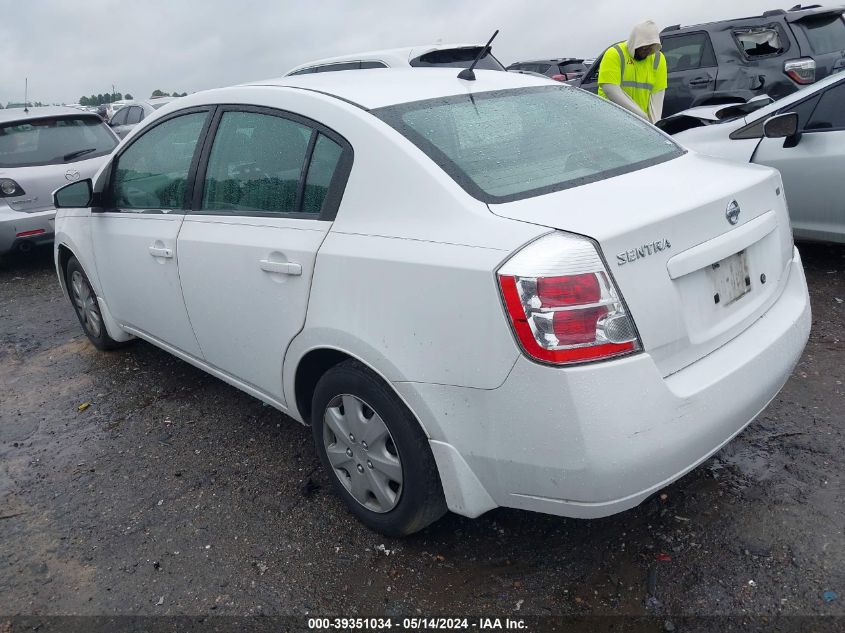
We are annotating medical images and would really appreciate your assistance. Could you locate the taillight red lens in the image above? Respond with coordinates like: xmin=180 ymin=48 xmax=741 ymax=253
xmin=550 ymin=74 xmax=566 ymax=82
xmin=497 ymin=233 xmax=641 ymax=366
xmin=538 ymin=273 xmax=601 ymax=307
xmin=553 ymin=306 xmax=609 ymax=344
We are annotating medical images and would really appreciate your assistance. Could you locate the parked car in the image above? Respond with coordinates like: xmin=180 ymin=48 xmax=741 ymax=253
xmin=665 ymin=71 xmax=845 ymax=244
xmin=578 ymin=5 xmax=845 ymax=117
xmin=109 ymin=98 xmax=177 ymax=139
xmin=506 ymin=58 xmax=589 ymax=82
xmin=0 ymin=107 xmax=118 ymax=257
xmin=285 ymin=43 xmax=505 ymax=75
xmin=52 ymin=69 xmax=810 ymax=535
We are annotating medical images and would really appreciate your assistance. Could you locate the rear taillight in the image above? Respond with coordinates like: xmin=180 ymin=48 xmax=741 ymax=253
xmin=784 ymin=58 xmax=815 ymax=85
xmin=0 ymin=178 xmax=25 ymax=197
xmin=497 ymin=232 xmax=641 ymax=365
xmin=550 ymin=74 xmax=566 ymax=82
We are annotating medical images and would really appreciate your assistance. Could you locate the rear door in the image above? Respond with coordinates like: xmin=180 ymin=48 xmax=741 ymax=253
xmin=176 ymin=106 xmax=352 ymax=403
xmin=91 ymin=108 xmax=213 ymax=357
xmin=787 ymin=11 xmax=845 ymax=79
xmin=752 ymin=79 xmax=845 ymax=242
xmin=661 ymin=31 xmax=719 ymax=116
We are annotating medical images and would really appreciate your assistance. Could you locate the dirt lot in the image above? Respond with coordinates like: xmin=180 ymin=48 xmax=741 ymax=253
xmin=0 ymin=243 xmax=842 ymax=623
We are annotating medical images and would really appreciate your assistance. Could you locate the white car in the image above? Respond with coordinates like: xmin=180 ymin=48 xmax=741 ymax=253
xmin=0 ymin=107 xmax=118 ymax=257
xmin=667 ymin=72 xmax=845 ymax=244
xmin=285 ymin=43 xmax=505 ymax=76
xmin=52 ymin=69 xmax=810 ymax=535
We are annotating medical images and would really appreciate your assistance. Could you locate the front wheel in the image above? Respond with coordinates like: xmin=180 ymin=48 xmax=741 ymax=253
xmin=65 ymin=256 xmax=127 ymax=351
xmin=311 ymin=360 xmax=446 ymax=536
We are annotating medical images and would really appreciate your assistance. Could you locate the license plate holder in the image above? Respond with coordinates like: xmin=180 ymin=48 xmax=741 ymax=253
xmin=709 ymin=251 xmax=751 ymax=306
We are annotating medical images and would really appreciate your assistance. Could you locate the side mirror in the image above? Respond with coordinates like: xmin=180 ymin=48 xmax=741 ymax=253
xmin=764 ymin=112 xmax=799 ymax=139
xmin=53 ymin=179 xmax=94 ymax=209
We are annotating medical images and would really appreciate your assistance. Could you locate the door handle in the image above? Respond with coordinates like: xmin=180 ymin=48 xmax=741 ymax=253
xmin=259 ymin=259 xmax=302 ymax=276
xmin=688 ymin=77 xmax=710 ymax=87
xmin=148 ymin=246 xmax=173 ymax=258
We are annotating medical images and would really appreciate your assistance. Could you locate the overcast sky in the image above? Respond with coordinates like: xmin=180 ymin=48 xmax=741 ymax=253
xmin=2 ymin=0 xmax=780 ymax=105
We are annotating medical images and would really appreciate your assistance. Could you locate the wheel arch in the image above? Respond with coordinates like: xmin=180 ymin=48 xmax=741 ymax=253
xmin=290 ymin=344 xmax=433 ymax=440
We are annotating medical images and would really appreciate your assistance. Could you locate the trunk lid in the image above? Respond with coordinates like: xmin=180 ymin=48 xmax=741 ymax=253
xmin=0 ymin=155 xmax=107 ymax=214
xmin=489 ymin=152 xmax=794 ymax=377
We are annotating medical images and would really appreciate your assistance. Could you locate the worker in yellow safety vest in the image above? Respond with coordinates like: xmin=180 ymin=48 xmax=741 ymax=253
xmin=598 ymin=20 xmax=668 ymax=123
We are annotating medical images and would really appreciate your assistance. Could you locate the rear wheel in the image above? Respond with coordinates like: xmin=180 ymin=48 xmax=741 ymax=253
xmin=65 ymin=256 xmax=126 ymax=351
xmin=311 ymin=360 xmax=446 ymax=535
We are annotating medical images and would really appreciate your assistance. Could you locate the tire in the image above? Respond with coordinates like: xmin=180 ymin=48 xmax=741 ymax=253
xmin=311 ymin=359 xmax=447 ymax=536
xmin=65 ymin=256 xmax=126 ymax=351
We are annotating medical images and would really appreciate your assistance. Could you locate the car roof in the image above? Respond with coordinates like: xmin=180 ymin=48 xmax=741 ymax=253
xmin=285 ymin=43 xmax=487 ymax=74
xmin=0 ymin=106 xmax=103 ymax=124
xmin=663 ymin=5 xmax=845 ymax=33
xmin=246 ymin=68 xmax=555 ymax=110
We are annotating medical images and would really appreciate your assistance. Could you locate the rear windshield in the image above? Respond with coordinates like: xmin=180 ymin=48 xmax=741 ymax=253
xmin=410 ymin=47 xmax=505 ymax=71
xmin=0 ymin=115 xmax=117 ymax=168
xmin=798 ymin=14 xmax=845 ymax=54
xmin=374 ymin=86 xmax=683 ymax=203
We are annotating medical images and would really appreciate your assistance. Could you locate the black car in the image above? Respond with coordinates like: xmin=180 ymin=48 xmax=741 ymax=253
xmin=578 ymin=5 xmax=845 ymax=117
xmin=506 ymin=58 xmax=588 ymax=82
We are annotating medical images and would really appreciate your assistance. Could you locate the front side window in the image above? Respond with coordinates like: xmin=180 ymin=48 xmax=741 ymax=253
xmin=201 ymin=111 xmax=311 ymax=215
xmin=0 ymin=115 xmax=118 ymax=168
xmin=798 ymin=14 xmax=845 ymax=54
xmin=110 ymin=108 xmax=128 ymax=126
xmin=110 ymin=112 xmax=207 ymax=210
xmin=805 ymin=82 xmax=845 ymax=130
xmin=374 ymin=86 xmax=683 ymax=203
xmin=316 ymin=62 xmax=360 ymax=73
xmin=662 ymin=32 xmax=716 ymax=71
xmin=125 ymin=107 xmax=143 ymax=125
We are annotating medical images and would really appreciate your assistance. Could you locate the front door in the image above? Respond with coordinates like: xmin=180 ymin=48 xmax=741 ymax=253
xmin=753 ymin=80 xmax=845 ymax=242
xmin=91 ymin=108 xmax=213 ymax=357
xmin=177 ymin=107 xmax=350 ymax=402
xmin=661 ymin=31 xmax=719 ymax=116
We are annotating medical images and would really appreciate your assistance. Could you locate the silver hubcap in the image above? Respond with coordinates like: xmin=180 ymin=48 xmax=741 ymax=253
xmin=70 ymin=271 xmax=102 ymax=338
xmin=323 ymin=394 xmax=403 ymax=513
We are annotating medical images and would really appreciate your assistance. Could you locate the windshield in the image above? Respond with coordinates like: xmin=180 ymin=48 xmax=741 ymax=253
xmin=0 ymin=116 xmax=117 ymax=168
xmin=374 ymin=86 xmax=683 ymax=203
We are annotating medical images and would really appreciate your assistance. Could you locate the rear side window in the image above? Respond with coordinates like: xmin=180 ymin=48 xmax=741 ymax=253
xmin=111 ymin=112 xmax=207 ymax=210
xmin=360 ymin=61 xmax=388 ymax=69
xmin=201 ymin=111 xmax=311 ymax=215
xmin=302 ymin=134 xmax=343 ymax=214
xmin=797 ymin=14 xmax=845 ymax=54
xmin=733 ymin=27 xmax=785 ymax=57
xmin=662 ymin=32 xmax=717 ymax=71
xmin=806 ymin=82 xmax=845 ymax=130
xmin=0 ymin=115 xmax=117 ymax=168
xmin=410 ymin=47 xmax=505 ymax=71
xmin=374 ymin=86 xmax=683 ymax=203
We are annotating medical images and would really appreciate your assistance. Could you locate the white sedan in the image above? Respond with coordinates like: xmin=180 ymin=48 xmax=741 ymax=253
xmin=52 ymin=69 xmax=810 ymax=535
xmin=668 ymin=72 xmax=845 ymax=244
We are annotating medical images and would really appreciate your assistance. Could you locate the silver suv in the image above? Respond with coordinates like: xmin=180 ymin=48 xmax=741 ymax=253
xmin=0 ymin=107 xmax=117 ymax=257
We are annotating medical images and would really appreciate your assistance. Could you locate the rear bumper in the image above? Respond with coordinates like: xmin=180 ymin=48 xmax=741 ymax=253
xmin=395 ymin=247 xmax=811 ymax=519
xmin=0 ymin=206 xmax=56 ymax=254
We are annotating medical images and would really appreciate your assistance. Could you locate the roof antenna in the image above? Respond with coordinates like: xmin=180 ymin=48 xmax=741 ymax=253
xmin=24 ymin=78 xmax=29 ymax=113
xmin=458 ymin=29 xmax=499 ymax=81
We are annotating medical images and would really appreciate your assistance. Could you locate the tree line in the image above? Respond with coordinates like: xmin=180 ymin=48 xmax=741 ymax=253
xmin=77 ymin=90 xmax=189 ymax=105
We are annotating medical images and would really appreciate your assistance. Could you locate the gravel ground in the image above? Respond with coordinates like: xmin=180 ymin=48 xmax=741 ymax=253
xmin=0 ymin=243 xmax=842 ymax=623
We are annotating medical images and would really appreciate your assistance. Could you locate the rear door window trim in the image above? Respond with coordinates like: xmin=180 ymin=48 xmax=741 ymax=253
xmin=189 ymin=104 xmax=354 ymax=222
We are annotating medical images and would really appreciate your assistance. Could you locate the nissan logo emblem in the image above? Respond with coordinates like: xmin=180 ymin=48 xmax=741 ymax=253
xmin=726 ymin=200 xmax=741 ymax=226
xmin=65 ymin=169 xmax=81 ymax=182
